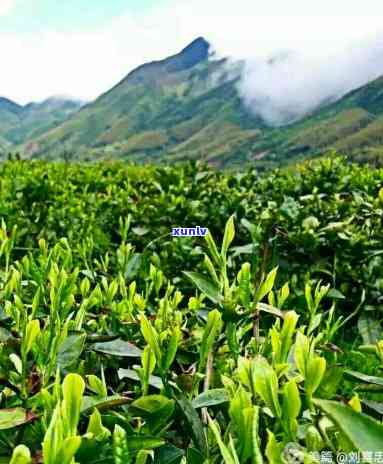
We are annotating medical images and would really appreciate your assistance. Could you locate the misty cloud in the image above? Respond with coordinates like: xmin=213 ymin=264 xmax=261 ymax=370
xmin=234 ymin=35 xmax=383 ymax=126
xmin=2 ymin=0 xmax=383 ymax=106
xmin=0 ymin=0 xmax=15 ymax=16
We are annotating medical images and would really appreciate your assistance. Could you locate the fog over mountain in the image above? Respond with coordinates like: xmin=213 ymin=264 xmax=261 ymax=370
xmin=215 ymin=33 xmax=383 ymax=126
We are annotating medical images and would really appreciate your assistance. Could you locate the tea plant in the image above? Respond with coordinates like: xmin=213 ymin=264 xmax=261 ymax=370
xmin=0 ymin=156 xmax=382 ymax=462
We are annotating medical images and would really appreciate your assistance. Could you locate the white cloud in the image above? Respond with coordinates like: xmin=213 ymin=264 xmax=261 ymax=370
xmin=0 ymin=0 xmax=15 ymax=16
xmin=1 ymin=0 xmax=383 ymax=110
xmin=237 ymin=34 xmax=383 ymax=125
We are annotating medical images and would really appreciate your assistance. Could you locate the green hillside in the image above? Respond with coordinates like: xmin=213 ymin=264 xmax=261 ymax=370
xmin=0 ymin=134 xmax=11 ymax=153
xmin=0 ymin=97 xmax=24 ymax=135
xmin=274 ymin=75 xmax=383 ymax=165
xmin=22 ymin=38 xmax=266 ymax=167
xmin=0 ymin=96 xmax=83 ymax=156
xmin=10 ymin=38 xmax=383 ymax=168
xmin=7 ymin=97 xmax=83 ymax=144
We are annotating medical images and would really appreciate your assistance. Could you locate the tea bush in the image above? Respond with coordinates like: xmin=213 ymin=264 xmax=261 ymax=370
xmin=0 ymin=156 xmax=382 ymax=463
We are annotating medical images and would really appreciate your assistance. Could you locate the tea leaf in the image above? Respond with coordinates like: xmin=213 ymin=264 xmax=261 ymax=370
xmin=9 ymin=445 xmax=31 ymax=464
xmin=92 ymin=339 xmax=143 ymax=358
xmin=156 ymin=444 xmax=184 ymax=464
xmin=345 ymin=370 xmax=383 ymax=387
xmin=55 ymin=436 xmax=82 ymax=464
xmin=0 ymin=408 xmax=35 ymax=430
xmin=358 ymin=314 xmax=381 ymax=345
xmin=209 ymin=417 xmax=239 ymax=464
xmin=221 ymin=215 xmax=235 ymax=259
xmin=62 ymin=373 xmax=85 ymax=436
xmin=58 ymin=333 xmax=86 ymax=370
xmin=118 ymin=368 xmax=163 ymax=390
xmin=183 ymin=271 xmax=223 ymax=304
xmin=81 ymin=395 xmax=131 ymax=413
xmin=177 ymin=395 xmax=207 ymax=457
xmin=255 ymin=267 xmax=278 ymax=303
xmin=22 ymin=319 xmax=40 ymax=358
xmin=314 ymin=399 xmax=383 ymax=452
xmin=192 ymin=389 xmax=229 ymax=409
xmin=200 ymin=309 xmax=222 ymax=369
xmin=251 ymin=357 xmax=281 ymax=418
xmin=251 ymin=406 xmax=263 ymax=464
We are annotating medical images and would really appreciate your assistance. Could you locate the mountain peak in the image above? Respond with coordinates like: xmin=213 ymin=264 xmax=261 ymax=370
xmin=117 ymin=36 xmax=211 ymax=86
xmin=180 ymin=36 xmax=210 ymax=59
xmin=0 ymin=97 xmax=23 ymax=115
xmin=176 ymin=37 xmax=210 ymax=68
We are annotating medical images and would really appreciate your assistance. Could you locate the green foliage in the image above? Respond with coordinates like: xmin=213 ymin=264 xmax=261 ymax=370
xmin=9 ymin=445 xmax=31 ymax=464
xmin=0 ymin=157 xmax=381 ymax=462
xmin=314 ymin=399 xmax=383 ymax=452
xmin=0 ymin=97 xmax=82 ymax=147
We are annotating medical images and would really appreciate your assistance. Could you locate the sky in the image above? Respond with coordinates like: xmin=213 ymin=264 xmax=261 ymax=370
xmin=1 ymin=0 xmax=383 ymax=105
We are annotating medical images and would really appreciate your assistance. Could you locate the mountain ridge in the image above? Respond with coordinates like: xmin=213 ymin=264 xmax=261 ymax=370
xmin=0 ymin=97 xmax=24 ymax=115
xmin=21 ymin=37 xmax=263 ymax=165
xmin=1 ymin=37 xmax=383 ymax=166
xmin=0 ymin=96 xmax=84 ymax=148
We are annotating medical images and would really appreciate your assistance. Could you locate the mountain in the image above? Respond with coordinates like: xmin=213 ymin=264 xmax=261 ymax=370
xmin=23 ymin=38 xmax=265 ymax=166
xmin=271 ymin=75 xmax=383 ymax=166
xmin=0 ymin=96 xmax=84 ymax=153
xmin=0 ymin=97 xmax=24 ymax=136
xmin=12 ymin=37 xmax=383 ymax=167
